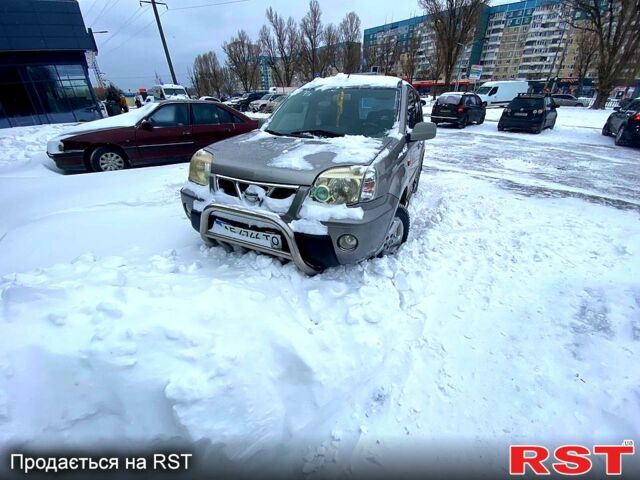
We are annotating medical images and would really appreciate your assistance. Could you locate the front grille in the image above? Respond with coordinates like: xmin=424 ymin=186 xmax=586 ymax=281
xmin=213 ymin=174 xmax=299 ymax=200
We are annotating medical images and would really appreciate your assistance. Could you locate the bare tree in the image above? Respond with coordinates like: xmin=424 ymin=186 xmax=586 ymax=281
xmin=572 ymin=27 xmax=598 ymax=97
xmin=339 ymin=12 xmax=362 ymax=73
xmin=424 ymin=45 xmax=445 ymax=98
xmin=222 ymin=30 xmax=261 ymax=92
xmin=190 ymin=51 xmax=224 ymax=98
xmin=419 ymin=0 xmax=488 ymax=86
xmin=377 ymin=32 xmax=401 ymax=76
xmin=221 ymin=67 xmax=238 ymax=96
xmin=320 ymin=23 xmax=340 ymax=75
xmin=401 ymin=30 xmax=422 ymax=83
xmin=563 ymin=0 xmax=640 ymax=109
xmin=259 ymin=8 xmax=299 ymax=87
xmin=299 ymin=0 xmax=323 ymax=80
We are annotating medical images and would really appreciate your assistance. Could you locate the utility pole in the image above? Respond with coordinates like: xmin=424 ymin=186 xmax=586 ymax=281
xmin=141 ymin=0 xmax=177 ymax=84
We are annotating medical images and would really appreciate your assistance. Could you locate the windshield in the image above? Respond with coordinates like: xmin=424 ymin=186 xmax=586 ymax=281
xmin=260 ymin=94 xmax=272 ymax=100
xmin=163 ymin=88 xmax=187 ymax=96
xmin=266 ymin=87 xmax=398 ymax=138
xmin=476 ymin=86 xmax=492 ymax=95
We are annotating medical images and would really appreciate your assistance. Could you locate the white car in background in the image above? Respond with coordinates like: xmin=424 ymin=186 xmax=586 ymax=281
xmin=249 ymin=93 xmax=283 ymax=112
xmin=475 ymin=80 xmax=529 ymax=107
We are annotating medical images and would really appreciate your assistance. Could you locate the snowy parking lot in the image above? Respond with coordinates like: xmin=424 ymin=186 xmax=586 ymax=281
xmin=1 ymin=109 xmax=639 ymax=476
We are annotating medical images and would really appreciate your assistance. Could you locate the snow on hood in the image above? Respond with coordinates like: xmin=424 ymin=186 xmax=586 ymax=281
xmin=295 ymin=73 xmax=403 ymax=93
xmin=267 ymin=135 xmax=385 ymax=171
xmin=60 ymin=103 xmax=158 ymax=136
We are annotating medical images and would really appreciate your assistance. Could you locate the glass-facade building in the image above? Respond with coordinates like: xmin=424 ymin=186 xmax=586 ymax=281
xmin=0 ymin=0 xmax=101 ymax=128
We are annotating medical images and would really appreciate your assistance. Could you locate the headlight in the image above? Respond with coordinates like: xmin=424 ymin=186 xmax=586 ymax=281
xmin=309 ymin=165 xmax=376 ymax=205
xmin=188 ymin=149 xmax=213 ymax=185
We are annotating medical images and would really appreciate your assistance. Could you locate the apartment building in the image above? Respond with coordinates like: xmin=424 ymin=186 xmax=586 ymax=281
xmin=362 ymin=0 xmax=595 ymax=84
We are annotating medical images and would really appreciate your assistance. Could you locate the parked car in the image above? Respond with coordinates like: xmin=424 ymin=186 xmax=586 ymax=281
xmin=199 ymin=96 xmax=221 ymax=102
xmin=249 ymin=93 xmax=284 ymax=112
xmin=475 ymin=80 xmax=529 ymax=107
xmin=430 ymin=92 xmax=486 ymax=128
xmin=264 ymin=94 xmax=288 ymax=113
xmin=498 ymin=94 xmax=558 ymax=134
xmin=147 ymin=84 xmax=190 ymax=102
xmin=46 ymin=100 xmax=258 ymax=173
xmin=551 ymin=94 xmax=585 ymax=107
xmin=601 ymin=98 xmax=640 ymax=147
xmin=180 ymin=74 xmax=437 ymax=274
xmin=227 ymin=91 xmax=269 ymax=111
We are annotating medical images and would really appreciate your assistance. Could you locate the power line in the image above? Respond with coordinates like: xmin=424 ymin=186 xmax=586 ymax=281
xmin=99 ymin=5 xmax=150 ymax=49
xmin=169 ymin=0 xmax=250 ymax=11
xmin=82 ymin=0 xmax=100 ymax=19
xmin=90 ymin=0 xmax=124 ymax=27
xmin=100 ymin=10 xmax=166 ymax=57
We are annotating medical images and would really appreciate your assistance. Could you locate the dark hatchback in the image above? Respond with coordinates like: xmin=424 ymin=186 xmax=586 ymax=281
xmin=430 ymin=92 xmax=486 ymax=128
xmin=227 ymin=91 xmax=269 ymax=112
xmin=46 ymin=100 xmax=258 ymax=173
xmin=498 ymin=94 xmax=558 ymax=133
xmin=602 ymin=98 xmax=640 ymax=147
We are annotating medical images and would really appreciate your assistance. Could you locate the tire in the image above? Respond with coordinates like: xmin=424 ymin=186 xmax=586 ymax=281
xmin=498 ymin=123 xmax=504 ymax=131
xmin=90 ymin=146 xmax=128 ymax=172
xmin=602 ymin=123 xmax=611 ymax=136
xmin=550 ymin=119 xmax=556 ymax=130
xmin=457 ymin=116 xmax=468 ymax=129
xmin=533 ymin=124 xmax=543 ymax=134
xmin=614 ymin=126 xmax=628 ymax=146
xmin=576 ymin=103 xmax=584 ymax=107
xmin=378 ymin=205 xmax=410 ymax=257
xmin=477 ymin=112 xmax=485 ymax=125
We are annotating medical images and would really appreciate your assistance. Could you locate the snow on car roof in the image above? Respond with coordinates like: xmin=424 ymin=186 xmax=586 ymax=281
xmin=297 ymin=73 xmax=402 ymax=92
xmin=61 ymin=103 xmax=158 ymax=135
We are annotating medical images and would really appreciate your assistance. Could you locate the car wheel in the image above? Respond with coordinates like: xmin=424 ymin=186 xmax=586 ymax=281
xmin=614 ymin=126 xmax=628 ymax=146
xmin=576 ymin=103 xmax=584 ymax=107
xmin=601 ymin=122 xmax=611 ymax=136
xmin=498 ymin=123 xmax=504 ymax=131
xmin=378 ymin=205 xmax=410 ymax=257
xmin=533 ymin=124 xmax=543 ymax=134
xmin=457 ymin=116 xmax=468 ymax=129
xmin=90 ymin=146 xmax=128 ymax=172
xmin=477 ymin=112 xmax=485 ymax=125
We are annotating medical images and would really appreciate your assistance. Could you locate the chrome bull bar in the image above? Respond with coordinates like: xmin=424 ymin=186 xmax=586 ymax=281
xmin=199 ymin=203 xmax=319 ymax=275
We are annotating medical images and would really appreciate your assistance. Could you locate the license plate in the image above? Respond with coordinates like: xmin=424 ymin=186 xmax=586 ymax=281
xmin=211 ymin=218 xmax=282 ymax=250
xmin=514 ymin=112 xmax=528 ymax=116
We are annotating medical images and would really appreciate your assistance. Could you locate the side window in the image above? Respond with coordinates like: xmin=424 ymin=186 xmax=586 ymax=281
xmin=192 ymin=104 xmax=220 ymax=125
xmin=407 ymin=91 xmax=421 ymax=128
xmin=624 ymin=100 xmax=640 ymax=112
xmin=489 ymin=87 xmax=498 ymax=96
xmin=464 ymin=95 xmax=474 ymax=106
xmin=148 ymin=104 xmax=189 ymax=127
xmin=216 ymin=106 xmax=235 ymax=124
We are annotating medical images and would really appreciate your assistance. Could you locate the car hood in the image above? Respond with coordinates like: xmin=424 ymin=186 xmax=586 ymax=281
xmin=204 ymin=129 xmax=393 ymax=186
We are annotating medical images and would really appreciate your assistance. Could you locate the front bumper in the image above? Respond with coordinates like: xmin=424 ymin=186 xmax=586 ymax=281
xmin=47 ymin=151 xmax=87 ymax=172
xmin=181 ymin=187 xmax=396 ymax=273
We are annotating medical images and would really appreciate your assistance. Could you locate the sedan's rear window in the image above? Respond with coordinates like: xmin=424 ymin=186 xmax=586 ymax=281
xmin=509 ymin=98 xmax=543 ymax=109
xmin=436 ymin=95 xmax=462 ymax=105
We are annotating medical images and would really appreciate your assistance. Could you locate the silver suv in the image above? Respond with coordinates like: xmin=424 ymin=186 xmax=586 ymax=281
xmin=180 ymin=74 xmax=436 ymax=274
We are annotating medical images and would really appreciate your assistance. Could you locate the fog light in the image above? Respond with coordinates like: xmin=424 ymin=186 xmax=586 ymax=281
xmin=338 ymin=234 xmax=358 ymax=250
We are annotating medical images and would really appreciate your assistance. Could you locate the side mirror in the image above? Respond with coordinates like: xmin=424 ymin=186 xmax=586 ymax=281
xmin=408 ymin=121 xmax=436 ymax=142
xmin=140 ymin=119 xmax=153 ymax=130
xmin=613 ymin=106 xmax=620 ymax=112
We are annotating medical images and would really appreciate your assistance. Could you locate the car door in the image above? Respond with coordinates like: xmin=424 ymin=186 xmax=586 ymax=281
xmin=135 ymin=103 xmax=193 ymax=164
xmin=611 ymin=99 xmax=640 ymax=134
xmin=463 ymin=95 xmax=477 ymax=122
xmin=544 ymin=97 xmax=557 ymax=127
xmin=191 ymin=103 xmax=237 ymax=149
xmin=405 ymin=89 xmax=424 ymax=180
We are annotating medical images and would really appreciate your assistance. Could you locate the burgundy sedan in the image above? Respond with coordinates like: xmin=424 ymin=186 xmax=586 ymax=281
xmin=46 ymin=100 xmax=259 ymax=173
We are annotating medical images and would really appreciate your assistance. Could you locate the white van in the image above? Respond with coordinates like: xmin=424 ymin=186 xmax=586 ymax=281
xmin=475 ymin=81 xmax=529 ymax=107
xmin=146 ymin=84 xmax=190 ymax=102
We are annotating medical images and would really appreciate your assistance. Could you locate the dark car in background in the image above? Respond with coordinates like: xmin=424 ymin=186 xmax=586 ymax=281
xmin=46 ymin=100 xmax=258 ymax=173
xmin=551 ymin=94 xmax=585 ymax=107
xmin=227 ymin=91 xmax=269 ymax=112
xmin=430 ymin=92 xmax=486 ymax=128
xmin=498 ymin=94 xmax=557 ymax=134
xmin=602 ymin=98 xmax=640 ymax=147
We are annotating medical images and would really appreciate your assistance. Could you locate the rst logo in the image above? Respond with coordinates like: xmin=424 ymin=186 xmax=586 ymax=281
xmin=509 ymin=440 xmax=635 ymax=476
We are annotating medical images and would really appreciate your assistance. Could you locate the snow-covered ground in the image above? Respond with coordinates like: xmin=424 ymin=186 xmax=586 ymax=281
xmin=0 ymin=111 xmax=639 ymax=477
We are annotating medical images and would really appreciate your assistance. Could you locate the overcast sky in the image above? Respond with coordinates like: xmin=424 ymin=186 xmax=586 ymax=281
xmin=78 ymin=0 xmax=511 ymax=91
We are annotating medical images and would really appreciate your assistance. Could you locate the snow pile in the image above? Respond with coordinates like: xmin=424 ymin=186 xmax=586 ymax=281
xmin=1 ymin=121 xmax=639 ymax=476
xmin=296 ymin=73 xmax=403 ymax=92
xmin=0 ymin=123 xmax=71 ymax=172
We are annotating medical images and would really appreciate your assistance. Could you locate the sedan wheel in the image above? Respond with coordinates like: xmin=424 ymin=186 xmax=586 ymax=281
xmin=90 ymin=146 xmax=128 ymax=172
xmin=601 ymin=122 xmax=611 ymax=136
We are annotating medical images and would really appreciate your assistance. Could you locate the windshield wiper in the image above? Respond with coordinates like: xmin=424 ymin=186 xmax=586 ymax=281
xmin=289 ymin=129 xmax=344 ymax=138
xmin=264 ymin=128 xmax=285 ymax=136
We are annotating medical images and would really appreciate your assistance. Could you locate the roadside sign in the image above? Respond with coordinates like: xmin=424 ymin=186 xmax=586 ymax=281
xmin=469 ymin=65 xmax=483 ymax=81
